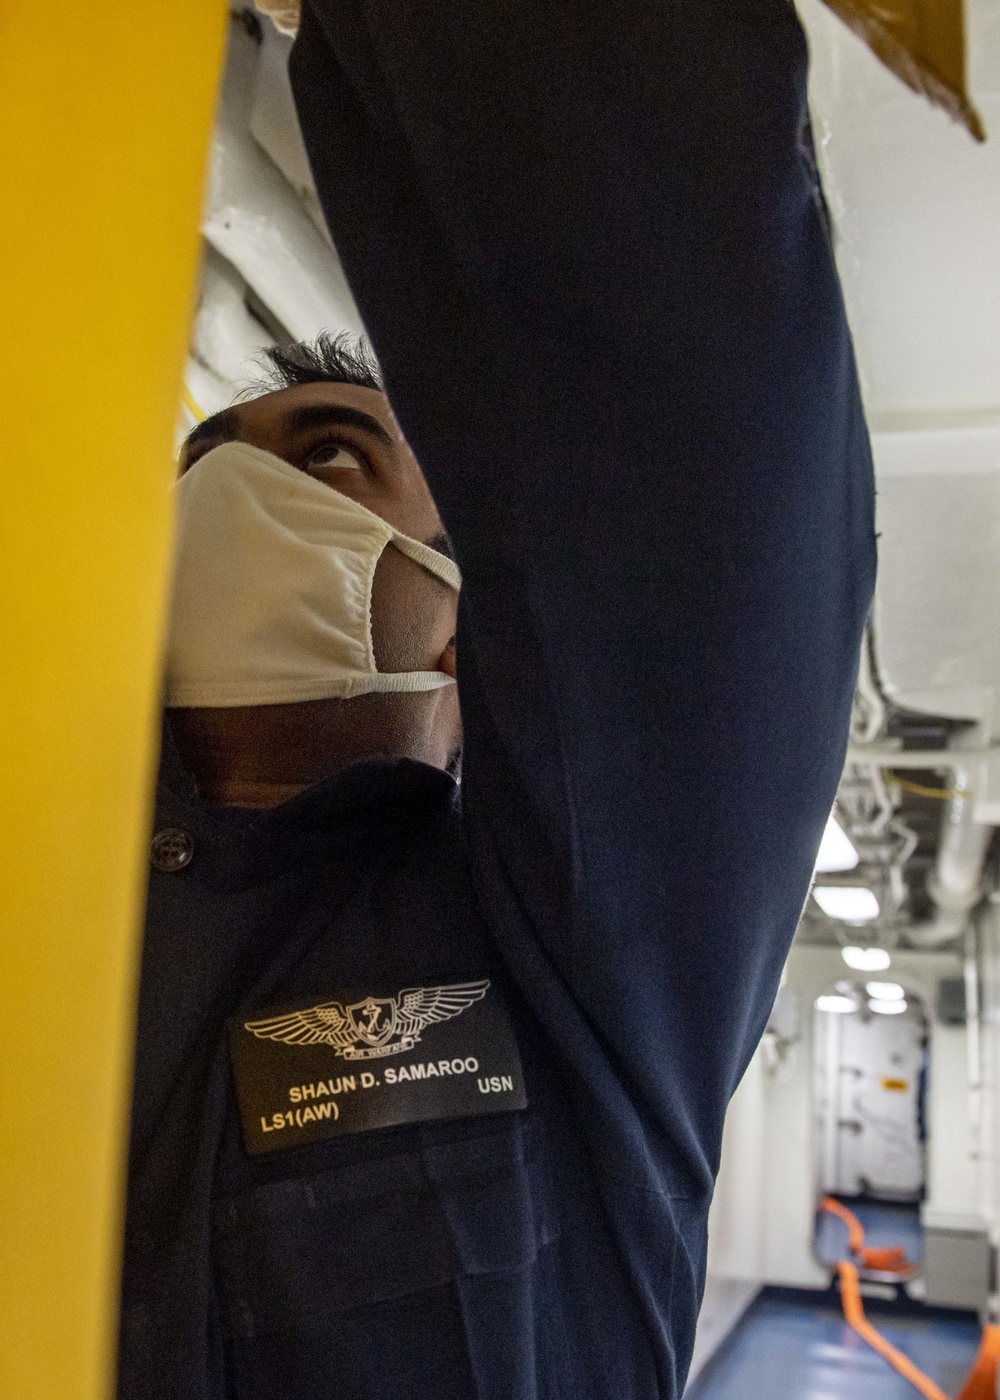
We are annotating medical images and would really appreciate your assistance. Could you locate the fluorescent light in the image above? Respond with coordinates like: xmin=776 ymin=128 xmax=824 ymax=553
xmin=813 ymin=886 xmax=880 ymax=922
xmin=870 ymin=998 xmax=907 ymax=1016
xmin=816 ymin=994 xmax=858 ymax=1014
xmin=815 ymin=817 xmax=859 ymax=873
xmin=842 ymin=946 xmax=891 ymax=972
xmin=866 ymin=981 xmax=904 ymax=1001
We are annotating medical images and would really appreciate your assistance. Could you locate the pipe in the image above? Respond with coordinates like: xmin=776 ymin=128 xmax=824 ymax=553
xmin=965 ymin=926 xmax=981 ymax=1092
xmin=853 ymin=636 xmax=887 ymax=745
xmin=907 ymin=740 xmax=993 ymax=947
xmin=964 ymin=925 xmax=983 ymax=1189
xmin=845 ymin=745 xmax=1000 ymax=768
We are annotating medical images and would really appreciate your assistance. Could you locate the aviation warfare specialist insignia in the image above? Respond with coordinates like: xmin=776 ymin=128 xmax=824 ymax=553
xmin=245 ymin=980 xmax=490 ymax=1061
xmin=228 ymin=978 xmax=527 ymax=1154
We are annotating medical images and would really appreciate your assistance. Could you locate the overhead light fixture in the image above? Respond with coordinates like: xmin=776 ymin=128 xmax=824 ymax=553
xmin=842 ymin=946 xmax=891 ymax=972
xmin=866 ymin=981 xmax=904 ymax=1001
xmin=815 ymin=817 xmax=860 ymax=873
xmin=813 ymin=886 xmax=880 ymax=922
xmin=816 ymin=993 xmax=858 ymax=1014
xmin=870 ymin=998 xmax=907 ymax=1016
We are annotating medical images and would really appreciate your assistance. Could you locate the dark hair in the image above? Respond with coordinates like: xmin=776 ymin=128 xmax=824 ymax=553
xmin=182 ymin=333 xmax=383 ymax=466
xmin=246 ymin=330 xmax=383 ymax=396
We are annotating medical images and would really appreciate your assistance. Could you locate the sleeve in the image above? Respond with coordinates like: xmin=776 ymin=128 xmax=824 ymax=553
xmin=288 ymin=0 xmax=877 ymax=1197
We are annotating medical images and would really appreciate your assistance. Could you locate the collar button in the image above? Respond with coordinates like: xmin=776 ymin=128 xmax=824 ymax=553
xmin=150 ymin=826 xmax=195 ymax=873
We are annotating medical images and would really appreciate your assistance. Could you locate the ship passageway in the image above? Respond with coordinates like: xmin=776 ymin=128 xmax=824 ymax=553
xmin=687 ymin=1291 xmax=981 ymax=1400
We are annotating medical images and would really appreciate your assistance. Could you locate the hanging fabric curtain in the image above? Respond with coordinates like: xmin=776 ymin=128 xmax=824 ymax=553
xmin=254 ymin=0 xmax=985 ymax=140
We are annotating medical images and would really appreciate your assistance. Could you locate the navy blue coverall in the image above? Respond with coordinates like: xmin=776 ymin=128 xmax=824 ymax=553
xmin=117 ymin=1 xmax=876 ymax=1395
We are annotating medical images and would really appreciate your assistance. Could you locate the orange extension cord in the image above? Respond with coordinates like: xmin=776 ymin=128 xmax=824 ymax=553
xmin=821 ymin=1195 xmax=915 ymax=1275
xmin=956 ymin=1325 xmax=1000 ymax=1400
xmin=836 ymin=1260 xmax=949 ymax=1400
xmin=819 ymin=1197 xmax=999 ymax=1400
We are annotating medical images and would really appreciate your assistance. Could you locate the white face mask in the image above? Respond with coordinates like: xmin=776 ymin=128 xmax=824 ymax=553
xmin=164 ymin=441 xmax=460 ymax=708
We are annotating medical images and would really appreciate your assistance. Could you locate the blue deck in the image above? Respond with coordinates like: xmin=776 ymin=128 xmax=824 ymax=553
xmin=686 ymin=1292 xmax=980 ymax=1399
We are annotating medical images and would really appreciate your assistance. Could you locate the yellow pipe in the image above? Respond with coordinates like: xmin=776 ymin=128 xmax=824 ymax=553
xmin=0 ymin=5 xmax=226 ymax=1397
xmin=181 ymin=381 xmax=208 ymax=423
xmin=883 ymin=771 xmax=973 ymax=801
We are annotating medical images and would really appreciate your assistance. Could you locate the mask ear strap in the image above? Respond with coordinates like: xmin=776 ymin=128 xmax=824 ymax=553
xmin=365 ymin=533 xmax=459 ymax=692
xmin=365 ymin=669 xmax=457 ymax=693
xmin=391 ymin=533 xmax=462 ymax=592
xmin=310 ymin=476 xmax=460 ymax=593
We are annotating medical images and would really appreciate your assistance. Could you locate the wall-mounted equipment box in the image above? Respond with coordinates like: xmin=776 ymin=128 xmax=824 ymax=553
xmin=921 ymin=1210 xmax=991 ymax=1313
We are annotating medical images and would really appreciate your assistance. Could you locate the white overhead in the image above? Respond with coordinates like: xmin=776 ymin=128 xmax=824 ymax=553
xmin=203 ymin=17 xmax=363 ymax=347
xmin=871 ymin=430 xmax=1000 ymax=731
xmin=798 ymin=0 xmax=1000 ymax=738
xmin=799 ymin=0 xmax=1000 ymax=423
xmin=181 ymin=12 xmax=366 ymax=436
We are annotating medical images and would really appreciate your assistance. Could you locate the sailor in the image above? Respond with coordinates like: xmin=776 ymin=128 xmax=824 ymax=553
xmin=117 ymin=2 xmax=876 ymax=1397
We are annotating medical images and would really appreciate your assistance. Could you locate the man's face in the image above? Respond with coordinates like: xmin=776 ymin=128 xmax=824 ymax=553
xmin=182 ymin=381 xmax=458 ymax=677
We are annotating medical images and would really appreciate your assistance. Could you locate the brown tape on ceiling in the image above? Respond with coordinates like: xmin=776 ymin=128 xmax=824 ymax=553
xmin=819 ymin=0 xmax=986 ymax=140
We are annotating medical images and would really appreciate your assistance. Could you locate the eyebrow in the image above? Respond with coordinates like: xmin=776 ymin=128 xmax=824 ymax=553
xmin=181 ymin=409 xmax=240 ymax=469
xmin=282 ymin=403 xmax=393 ymax=446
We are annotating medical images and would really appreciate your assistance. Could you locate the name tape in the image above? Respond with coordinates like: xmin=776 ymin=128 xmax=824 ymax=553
xmin=228 ymin=976 xmax=526 ymax=1154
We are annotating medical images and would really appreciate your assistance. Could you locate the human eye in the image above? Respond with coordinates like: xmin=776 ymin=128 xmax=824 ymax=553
xmin=302 ymin=442 xmax=366 ymax=473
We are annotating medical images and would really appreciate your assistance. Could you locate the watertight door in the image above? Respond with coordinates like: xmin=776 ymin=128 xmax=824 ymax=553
xmin=0 ymin=6 xmax=225 ymax=1396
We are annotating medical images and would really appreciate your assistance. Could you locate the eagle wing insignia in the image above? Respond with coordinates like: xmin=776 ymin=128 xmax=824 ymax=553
xmin=393 ymin=979 xmax=490 ymax=1038
xmin=244 ymin=1001 xmax=357 ymax=1050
